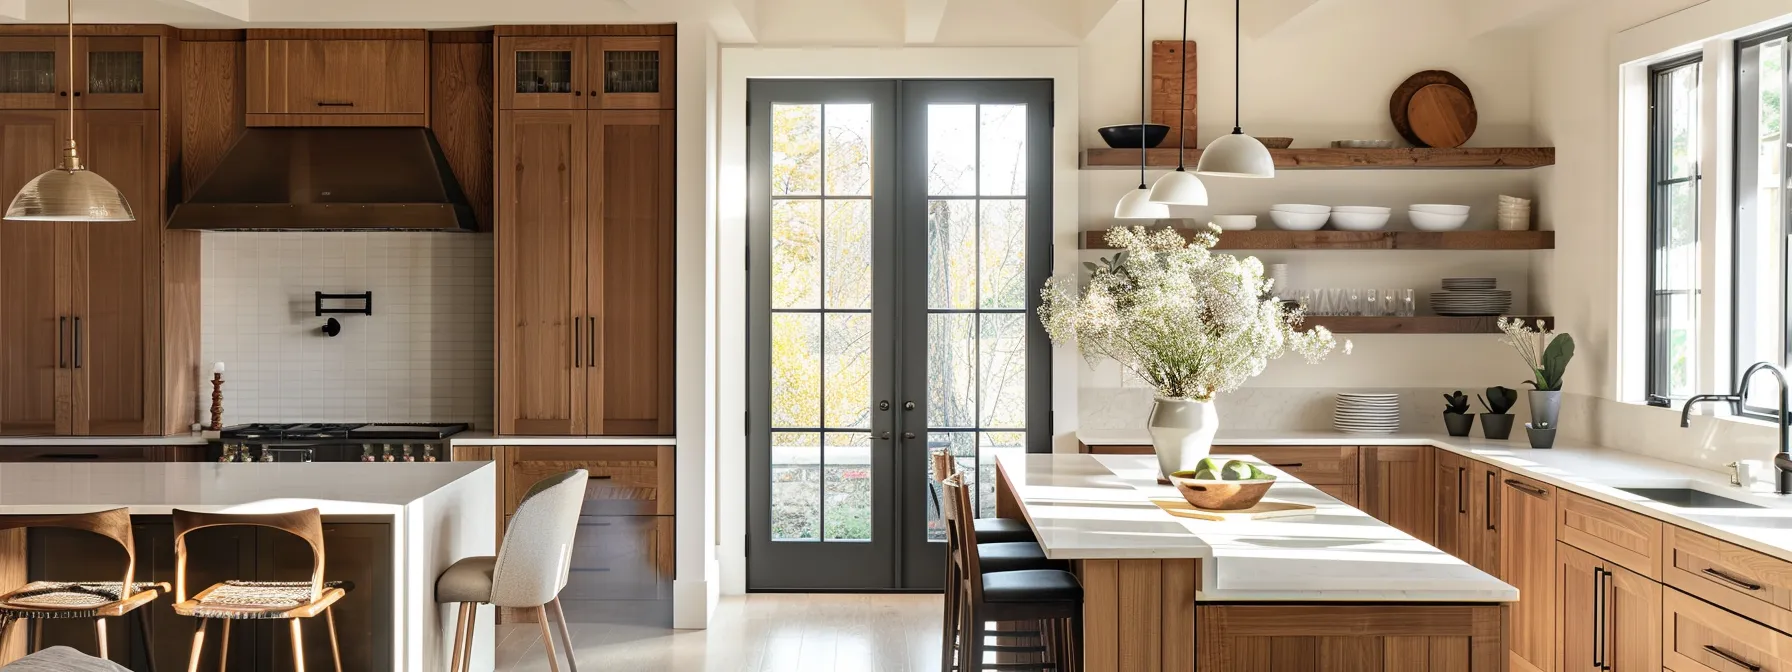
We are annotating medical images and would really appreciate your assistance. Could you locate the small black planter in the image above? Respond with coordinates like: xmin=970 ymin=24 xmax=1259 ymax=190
xmin=1443 ymin=413 xmax=1475 ymax=437
xmin=1481 ymin=414 xmax=1515 ymax=440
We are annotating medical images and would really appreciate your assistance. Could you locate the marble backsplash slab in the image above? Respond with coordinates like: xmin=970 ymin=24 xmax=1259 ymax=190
xmin=1080 ymin=386 xmax=1536 ymax=434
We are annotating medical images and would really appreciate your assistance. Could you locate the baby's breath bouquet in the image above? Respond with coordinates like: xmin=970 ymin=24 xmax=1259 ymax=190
xmin=1041 ymin=225 xmax=1342 ymax=401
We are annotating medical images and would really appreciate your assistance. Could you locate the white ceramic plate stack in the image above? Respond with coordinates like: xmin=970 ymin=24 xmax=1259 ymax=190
xmin=1498 ymin=195 xmax=1532 ymax=230
xmin=1334 ymin=393 xmax=1401 ymax=434
xmin=1269 ymin=204 xmax=1330 ymax=231
xmin=1430 ymin=277 xmax=1512 ymax=316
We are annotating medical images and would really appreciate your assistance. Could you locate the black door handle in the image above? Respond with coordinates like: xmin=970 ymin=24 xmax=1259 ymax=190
xmin=573 ymin=317 xmax=582 ymax=368
xmin=1484 ymin=470 xmax=1496 ymax=531
xmin=57 ymin=316 xmax=66 ymax=369
xmin=1457 ymin=466 xmax=1466 ymax=513
xmin=1702 ymin=567 xmax=1763 ymax=591
xmin=1504 ymin=478 xmax=1547 ymax=498
xmin=1703 ymin=645 xmax=1762 ymax=671
xmin=1593 ymin=565 xmax=1604 ymax=669
xmin=72 ymin=316 xmax=81 ymax=369
xmin=588 ymin=316 xmax=596 ymax=366
xmin=315 ymin=101 xmax=355 ymax=107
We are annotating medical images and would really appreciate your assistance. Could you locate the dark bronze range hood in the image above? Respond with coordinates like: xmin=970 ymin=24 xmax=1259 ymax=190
xmin=168 ymin=127 xmax=477 ymax=232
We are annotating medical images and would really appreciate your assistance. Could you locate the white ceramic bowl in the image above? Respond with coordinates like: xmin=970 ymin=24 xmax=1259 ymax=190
xmin=1410 ymin=204 xmax=1471 ymax=216
xmin=1211 ymin=214 xmax=1258 ymax=231
xmin=1409 ymin=210 xmax=1470 ymax=231
xmin=1270 ymin=209 xmax=1329 ymax=231
xmin=1329 ymin=210 xmax=1391 ymax=231
xmin=1271 ymin=204 xmax=1331 ymax=215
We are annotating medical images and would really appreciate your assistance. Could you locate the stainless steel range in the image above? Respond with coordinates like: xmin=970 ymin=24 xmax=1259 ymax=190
xmin=208 ymin=422 xmax=469 ymax=462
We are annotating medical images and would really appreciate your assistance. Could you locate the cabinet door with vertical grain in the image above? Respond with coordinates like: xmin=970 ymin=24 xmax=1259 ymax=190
xmin=1500 ymin=470 xmax=1556 ymax=672
xmin=1435 ymin=449 xmax=1466 ymax=559
xmin=1467 ymin=459 xmax=1501 ymax=576
xmin=1557 ymin=541 xmax=1601 ymax=672
xmin=72 ymin=110 xmax=159 ymax=435
xmin=1605 ymin=560 xmax=1660 ymax=671
xmin=589 ymin=37 xmax=673 ymax=110
xmin=588 ymin=110 xmax=674 ymax=435
xmin=497 ymin=110 xmax=587 ymax=435
xmin=0 ymin=110 xmax=68 ymax=435
xmin=1357 ymin=446 xmax=1435 ymax=544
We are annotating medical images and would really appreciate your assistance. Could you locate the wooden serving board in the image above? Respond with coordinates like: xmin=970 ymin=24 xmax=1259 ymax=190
xmin=1151 ymin=497 xmax=1316 ymax=521
xmin=1389 ymin=70 xmax=1473 ymax=147
xmin=1407 ymin=83 xmax=1477 ymax=148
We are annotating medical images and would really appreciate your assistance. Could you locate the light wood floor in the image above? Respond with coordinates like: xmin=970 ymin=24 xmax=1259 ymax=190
xmin=495 ymin=594 xmax=945 ymax=671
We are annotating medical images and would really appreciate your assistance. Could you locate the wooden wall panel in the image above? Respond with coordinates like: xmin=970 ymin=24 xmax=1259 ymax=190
xmin=179 ymin=39 xmax=243 ymax=200
xmin=430 ymin=37 xmax=494 ymax=230
xmin=1150 ymin=40 xmax=1196 ymax=150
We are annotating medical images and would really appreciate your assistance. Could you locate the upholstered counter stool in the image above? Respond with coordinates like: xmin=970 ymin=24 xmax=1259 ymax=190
xmin=0 ymin=509 xmax=167 ymax=669
xmin=943 ymin=474 xmax=1082 ymax=672
xmin=436 ymin=469 xmax=589 ymax=672
xmin=170 ymin=509 xmax=352 ymax=672
xmin=931 ymin=451 xmax=1034 ymax=545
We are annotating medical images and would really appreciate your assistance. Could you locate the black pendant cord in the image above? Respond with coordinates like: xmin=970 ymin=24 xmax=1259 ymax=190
xmin=1231 ymin=0 xmax=1243 ymax=135
xmin=1137 ymin=0 xmax=1148 ymax=188
xmin=1175 ymin=0 xmax=1189 ymax=170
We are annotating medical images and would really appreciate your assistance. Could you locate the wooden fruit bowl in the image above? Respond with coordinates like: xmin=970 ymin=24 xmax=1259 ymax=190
xmin=1167 ymin=473 xmax=1276 ymax=510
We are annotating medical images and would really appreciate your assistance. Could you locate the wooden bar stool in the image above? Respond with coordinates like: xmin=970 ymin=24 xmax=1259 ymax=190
xmin=931 ymin=450 xmax=1034 ymax=544
xmin=931 ymin=451 xmax=1063 ymax=671
xmin=0 ymin=508 xmax=167 ymax=669
xmin=943 ymin=474 xmax=1082 ymax=672
xmin=436 ymin=469 xmax=589 ymax=672
xmin=171 ymin=509 xmax=350 ymax=672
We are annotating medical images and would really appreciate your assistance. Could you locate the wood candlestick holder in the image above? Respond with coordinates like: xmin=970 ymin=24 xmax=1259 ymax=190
xmin=210 ymin=373 xmax=224 ymax=431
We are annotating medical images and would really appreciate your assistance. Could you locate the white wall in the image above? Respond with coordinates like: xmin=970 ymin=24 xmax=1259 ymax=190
xmin=200 ymin=232 xmax=495 ymax=427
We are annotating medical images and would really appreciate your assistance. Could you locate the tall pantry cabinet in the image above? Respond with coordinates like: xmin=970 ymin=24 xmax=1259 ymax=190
xmin=0 ymin=27 xmax=198 ymax=437
xmin=495 ymin=26 xmax=675 ymax=436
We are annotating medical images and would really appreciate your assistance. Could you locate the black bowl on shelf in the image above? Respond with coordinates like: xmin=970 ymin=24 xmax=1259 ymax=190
xmin=1098 ymin=124 xmax=1170 ymax=149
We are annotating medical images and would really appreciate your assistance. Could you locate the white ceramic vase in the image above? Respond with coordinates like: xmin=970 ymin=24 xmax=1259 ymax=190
xmin=1146 ymin=397 xmax=1219 ymax=477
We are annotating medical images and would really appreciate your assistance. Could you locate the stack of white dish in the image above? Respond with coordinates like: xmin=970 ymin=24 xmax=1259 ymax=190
xmin=1329 ymin=206 xmax=1392 ymax=231
xmin=1334 ymin=393 xmax=1401 ymax=434
xmin=1430 ymin=277 xmax=1512 ymax=316
xmin=1409 ymin=204 xmax=1469 ymax=231
xmin=1269 ymin=204 xmax=1330 ymax=231
xmin=1498 ymin=195 xmax=1531 ymax=230
xmin=1212 ymin=214 xmax=1258 ymax=231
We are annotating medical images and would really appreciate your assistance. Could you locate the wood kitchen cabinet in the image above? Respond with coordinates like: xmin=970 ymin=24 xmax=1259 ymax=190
xmin=245 ymin=32 xmax=428 ymax=121
xmin=0 ymin=31 xmax=158 ymax=110
xmin=1358 ymin=445 xmax=1435 ymax=544
xmin=497 ymin=31 xmax=674 ymax=110
xmin=1557 ymin=542 xmax=1660 ymax=672
xmin=496 ymin=83 xmax=675 ymax=436
xmin=1436 ymin=449 xmax=1466 ymax=558
xmin=1500 ymin=470 xmax=1557 ymax=672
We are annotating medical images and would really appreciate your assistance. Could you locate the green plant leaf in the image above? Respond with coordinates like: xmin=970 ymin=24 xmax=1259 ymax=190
xmin=1539 ymin=334 xmax=1575 ymax=391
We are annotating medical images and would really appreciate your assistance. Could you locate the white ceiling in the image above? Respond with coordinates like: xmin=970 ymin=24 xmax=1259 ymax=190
xmin=10 ymin=0 xmax=1578 ymax=44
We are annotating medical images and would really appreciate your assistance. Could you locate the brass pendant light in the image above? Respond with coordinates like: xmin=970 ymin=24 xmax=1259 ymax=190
xmin=5 ymin=0 xmax=134 ymax=222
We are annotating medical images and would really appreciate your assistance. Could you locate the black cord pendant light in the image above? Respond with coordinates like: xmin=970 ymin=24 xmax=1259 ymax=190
xmin=1147 ymin=0 xmax=1208 ymax=205
xmin=1116 ymin=0 xmax=1170 ymax=219
xmin=1196 ymin=0 xmax=1275 ymax=178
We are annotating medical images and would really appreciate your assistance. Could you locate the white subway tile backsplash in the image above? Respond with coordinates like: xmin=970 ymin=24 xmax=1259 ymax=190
xmin=201 ymin=232 xmax=494 ymax=427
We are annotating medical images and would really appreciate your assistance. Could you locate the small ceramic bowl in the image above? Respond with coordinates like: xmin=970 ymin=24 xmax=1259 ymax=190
xmin=1270 ymin=203 xmax=1331 ymax=215
xmin=1410 ymin=204 xmax=1471 ymax=215
xmin=1409 ymin=210 xmax=1469 ymax=231
xmin=1167 ymin=472 xmax=1276 ymax=510
xmin=1098 ymin=124 xmax=1171 ymax=149
xmin=1269 ymin=210 xmax=1328 ymax=231
xmin=1211 ymin=214 xmax=1258 ymax=231
xmin=1254 ymin=136 xmax=1293 ymax=149
xmin=1329 ymin=206 xmax=1392 ymax=231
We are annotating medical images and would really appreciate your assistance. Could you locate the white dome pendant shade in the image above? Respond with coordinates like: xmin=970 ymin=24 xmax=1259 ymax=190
xmin=1148 ymin=168 xmax=1208 ymax=206
xmin=1115 ymin=185 xmax=1170 ymax=219
xmin=1196 ymin=131 xmax=1276 ymax=179
xmin=4 ymin=0 xmax=132 ymax=223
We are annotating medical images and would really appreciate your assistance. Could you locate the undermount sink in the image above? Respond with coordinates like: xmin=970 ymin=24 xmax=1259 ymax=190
xmin=1616 ymin=487 xmax=1765 ymax=509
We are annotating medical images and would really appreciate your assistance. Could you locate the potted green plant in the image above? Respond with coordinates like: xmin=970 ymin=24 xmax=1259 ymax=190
xmin=1442 ymin=390 xmax=1474 ymax=437
xmin=1478 ymin=386 xmax=1517 ymax=440
xmin=1497 ymin=317 xmax=1574 ymax=432
xmin=1041 ymin=225 xmax=1343 ymax=477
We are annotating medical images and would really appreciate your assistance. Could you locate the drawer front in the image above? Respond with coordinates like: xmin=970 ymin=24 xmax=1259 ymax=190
xmin=1665 ymin=526 xmax=1792 ymax=634
xmin=1213 ymin=446 xmax=1359 ymax=485
xmin=1665 ymin=587 xmax=1792 ymax=672
xmin=505 ymin=445 xmax=674 ymax=516
xmin=1558 ymin=490 xmax=1662 ymax=579
xmin=562 ymin=516 xmax=672 ymax=601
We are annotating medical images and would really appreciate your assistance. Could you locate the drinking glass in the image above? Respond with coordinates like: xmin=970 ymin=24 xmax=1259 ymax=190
xmin=1399 ymin=289 xmax=1416 ymax=317
xmin=1382 ymin=289 xmax=1398 ymax=317
xmin=1294 ymin=289 xmax=1313 ymax=313
xmin=1327 ymin=288 xmax=1345 ymax=316
xmin=1363 ymin=290 xmax=1381 ymax=317
xmin=1344 ymin=289 xmax=1361 ymax=316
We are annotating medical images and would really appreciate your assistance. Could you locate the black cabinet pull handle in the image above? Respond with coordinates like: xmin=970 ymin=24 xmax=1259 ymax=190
xmin=1592 ymin=565 xmax=1603 ymax=669
xmin=40 ymin=454 xmax=98 ymax=460
xmin=573 ymin=90 xmax=582 ymax=96
xmin=1457 ymin=466 xmax=1466 ymax=514
xmin=588 ymin=316 xmax=596 ymax=366
xmin=71 ymin=91 xmax=79 ymax=97
xmin=590 ymin=475 xmax=613 ymax=480
xmin=1504 ymin=478 xmax=1547 ymax=498
xmin=1485 ymin=471 xmax=1496 ymax=531
xmin=1268 ymin=463 xmax=1303 ymax=468
xmin=72 ymin=317 xmax=81 ymax=369
xmin=57 ymin=316 xmax=67 ymax=369
xmin=1601 ymin=569 xmax=1614 ymax=671
xmin=1703 ymin=645 xmax=1762 ymax=671
xmin=316 ymin=101 xmax=354 ymax=107
xmin=573 ymin=317 xmax=581 ymax=368
xmin=1702 ymin=567 xmax=1764 ymax=591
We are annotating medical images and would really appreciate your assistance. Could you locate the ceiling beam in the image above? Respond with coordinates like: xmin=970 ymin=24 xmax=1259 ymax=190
xmin=1240 ymin=0 xmax=1325 ymax=38
xmin=148 ymin=0 xmax=251 ymax=21
xmin=709 ymin=0 xmax=759 ymax=43
xmin=1462 ymin=0 xmax=1575 ymax=36
xmin=905 ymin=0 xmax=950 ymax=44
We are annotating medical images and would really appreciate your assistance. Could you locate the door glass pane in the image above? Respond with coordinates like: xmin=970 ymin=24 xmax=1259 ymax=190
xmin=515 ymin=51 xmax=573 ymax=94
xmin=979 ymin=200 xmax=1026 ymax=309
xmin=927 ymin=313 xmax=976 ymax=428
xmin=824 ymin=432 xmax=873 ymax=540
xmin=824 ymin=200 xmax=872 ymax=310
xmin=771 ymin=104 xmax=822 ymax=195
xmin=979 ymin=105 xmax=1027 ymax=196
xmin=770 ymin=313 xmax=820 ymax=428
xmin=771 ymin=432 xmax=821 ymax=540
xmin=0 ymin=52 xmax=53 ymax=94
xmin=603 ymin=50 xmax=659 ymax=94
xmin=927 ymin=104 xmax=976 ymax=196
xmin=823 ymin=313 xmax=872 ymax=428
xmin=978 ymin=433 xmax=1025 ymax=518
xmin=87 ymin=52 xmax=144 ymax=94
xmin=979 ymin=313 xmax=1026 ymax=428
xmin=771 ymin=199 xmax=821 ymax=309
xmin=927 ymin=200 xmax=977 ymax=309
xmin=824 ymin=104 xmax=873 ymax=196
xmin=926 ymin=432 xmax=976 ymax=541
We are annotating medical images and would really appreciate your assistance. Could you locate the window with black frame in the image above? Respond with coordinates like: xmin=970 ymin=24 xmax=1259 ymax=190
xmin=1647 ymin=55 xmax=1701 ymax=402
xmin=1737 ymin=31 xmax=1790 ymax=416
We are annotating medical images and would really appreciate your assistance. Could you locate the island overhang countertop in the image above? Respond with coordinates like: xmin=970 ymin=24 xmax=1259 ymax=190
xmin=995 ymin=452 xmax=1518 ymax=602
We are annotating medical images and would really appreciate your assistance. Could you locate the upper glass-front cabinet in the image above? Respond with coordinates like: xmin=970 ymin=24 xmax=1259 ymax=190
xmin=0 ymin=35 xmax=157 ymax=110
xmin=499 ymin=35 xmax=672 ymax=110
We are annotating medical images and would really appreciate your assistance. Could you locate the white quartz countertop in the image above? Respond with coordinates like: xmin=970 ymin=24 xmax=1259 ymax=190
xmin=996 ymin=452 xmax=1518 ymax=602
xmin=0 ymin=432 xmax=209 ymax=446
xmin=1076 ymin=428 xmax=1792 ymax=566
xmin=448 ymin=432 xmax=675 ymax=446
xmin=0 ymin=462 xmax=493 ymax=515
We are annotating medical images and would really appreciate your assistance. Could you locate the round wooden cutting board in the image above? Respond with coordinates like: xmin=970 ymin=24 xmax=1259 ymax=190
xmin=1406 ymin=83 xmax=1477 ymax=148
xmin=1389 ymin=70 xmax=1474 ymax=147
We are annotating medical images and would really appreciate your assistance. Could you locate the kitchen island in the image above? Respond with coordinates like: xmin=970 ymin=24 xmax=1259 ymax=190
xmin=0 ymin=462 xmax=496 ymax=671
xmin=994 ymin=452 xmax=1516 ymax=671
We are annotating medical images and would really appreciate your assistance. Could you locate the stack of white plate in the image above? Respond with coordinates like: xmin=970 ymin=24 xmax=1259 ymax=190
xmin=1431 ymin=277 xmax=1512 ymax=316
xmin=1334 ymin=393 xmax=1401 ymax=434
xmin=1498 ymin=195 xmax=1532 ymax=231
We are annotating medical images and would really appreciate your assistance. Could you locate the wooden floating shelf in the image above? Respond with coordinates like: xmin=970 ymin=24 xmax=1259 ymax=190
xmin=1081 ymin=146 xmax=1555 ymax=170
xmin=1303 ymin=315 xmax=1553 ymax=334
xmin=1080 ymin=229 xmax=1554 ymax=251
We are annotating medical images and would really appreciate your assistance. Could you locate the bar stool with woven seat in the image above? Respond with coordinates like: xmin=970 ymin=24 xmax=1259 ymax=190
xmin=436 ymin=469 xmax=589 ymax=672
xmin=171 ymin=509 xmax=350 ymax=672
xmin=0 ymin=509 xmax=167 ymax=668
xmin=943 ymin=473 xmax=1082 ymax=672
